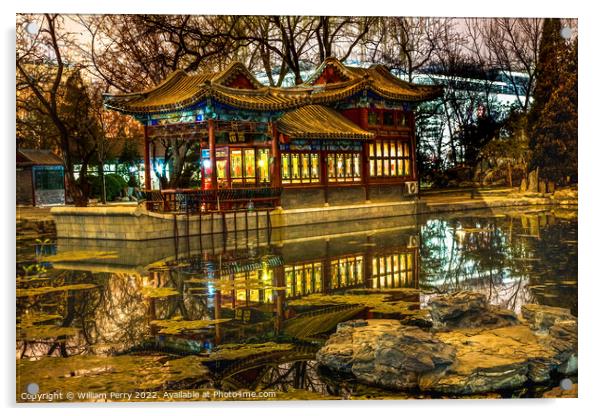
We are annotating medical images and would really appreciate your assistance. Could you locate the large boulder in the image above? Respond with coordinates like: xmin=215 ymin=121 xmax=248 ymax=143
xmin=428 ymin=291 xmax=519 ymax=329
xmin=521 ymin=304 xmax=575 ymax=333
xmin=318 ymin=300 xmax=578 ymax=395
xmin=421 ymin=325 xmax=558 ymax=393
xmin=317 ymin=320 xmax=455 ymax=390
xmin=521 ymin=305 xmax=578 ymax=376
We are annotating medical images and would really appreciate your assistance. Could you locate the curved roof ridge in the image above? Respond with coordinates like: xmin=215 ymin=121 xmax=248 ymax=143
xmin=211 ymin=61 xmax=265 ymax=89
xmin=302 ymin=56 xmax=361 ymax=86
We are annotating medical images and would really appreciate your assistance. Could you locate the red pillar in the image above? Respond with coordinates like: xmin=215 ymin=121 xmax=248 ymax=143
xmin=409 ymin=111 xmax=418 ymax=181
xmin=360 ymin=107 xmax=371 ymax=202
xmin=270 ymin=123 xmax=282 ymax=188
xmin=144 ymin=124 xmax=151 ymax=190
xmin=208 ymin=119 xmax=218 ymax=189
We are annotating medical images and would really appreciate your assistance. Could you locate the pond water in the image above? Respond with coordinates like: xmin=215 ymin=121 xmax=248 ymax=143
xmin=16 ymin=207 xmax=577 ymax=401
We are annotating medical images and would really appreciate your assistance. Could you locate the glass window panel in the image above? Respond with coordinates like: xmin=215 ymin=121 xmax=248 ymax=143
xmin=403 ymin=142 xmax=410 ymax=158
xmin=353 ymin=154 xmax=361 ymax=180
xmin=230 ymin=149 xmax=242 ymax=180
xmin=244 ymin=149 xmax=256 ymax=180
xmin=404 ymin=159 xmax=410 ymax=176
xmin=311 ymin=154 xmax=320 ymax=181
xmin=335 ymin=154 xmax=344 ymax=180
xmin=301 ymin=154 xmax=310 ymax=180
xmin=257 ymin=149 xmax=269 ymax=183
xmin=370 ymin=159 xmax=375 ymax=176
xmin=216 ymin=160 xmax=227 ymax=181
xmin=376 ymin=159 xmax=382 ymax=176
xmin=383 ymin=141 xmax=389 ymax=157
xmin=291 ymin=154 xmax=301 ymax=182
xmin=282 ymin=154 xmax=290 ymax=182
xmin=345 ymin=154 xmax=353 ymax=181
xmin=389 ymin=159 xmax=396 ymax=176
xmin=376 ymin=141 xmax=382 ymax=157
xmin=369 ymin=143 xmax=374 ymax=157
xmin=328 ymin=154 xmax=335 ymax=179
xmin=383 ymin=155 xmax=390 ymax=176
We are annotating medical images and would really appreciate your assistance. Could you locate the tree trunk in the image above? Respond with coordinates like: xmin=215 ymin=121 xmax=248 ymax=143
xmin=99 ymin=160 xmax=107 ymax=204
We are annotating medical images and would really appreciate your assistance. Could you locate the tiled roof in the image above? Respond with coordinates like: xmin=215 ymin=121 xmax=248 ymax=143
xmin=276 ymin=105 xmax=374 ymax=140
xmin=17 ymin=149 xmax=63 ymax=166
xmin=104 ymin=58 xmax=442 ymax=115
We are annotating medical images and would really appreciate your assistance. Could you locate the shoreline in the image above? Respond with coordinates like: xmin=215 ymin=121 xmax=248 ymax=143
xmin=48 ymin=190 xmax=577 ymax=241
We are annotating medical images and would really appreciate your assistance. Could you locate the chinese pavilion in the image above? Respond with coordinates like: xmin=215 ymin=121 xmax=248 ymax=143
xmin=104 ymin=58 xmax=441 ymax=211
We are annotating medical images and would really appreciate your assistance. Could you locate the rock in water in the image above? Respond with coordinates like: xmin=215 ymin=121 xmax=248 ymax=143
xmin=521 ymin=304 xmax=575 ymax=333
xmin=318 ymin=299 xmax=578 ymax=395
xmin=428 ymin=291 xmax=519 ymax=329
xmin=317 ymin=320 xmax=455 ymax=390
xmin=521 ymin=305 xmax=578 ymax=376
xmin=422 ymin=325 xmax=558 ymax=393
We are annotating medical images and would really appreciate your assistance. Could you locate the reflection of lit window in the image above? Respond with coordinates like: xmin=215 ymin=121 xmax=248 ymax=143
xmin=371 ymin=252 xmax=414 ymax=288
xmin=331 ymin=256 xmax=363 ymax=289
xmin=284 ymin=263 xmax=322 ymax=297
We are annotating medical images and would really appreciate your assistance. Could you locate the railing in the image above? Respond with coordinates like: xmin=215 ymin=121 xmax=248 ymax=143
xmin=142 ymin=187 xmax=282 ymax=213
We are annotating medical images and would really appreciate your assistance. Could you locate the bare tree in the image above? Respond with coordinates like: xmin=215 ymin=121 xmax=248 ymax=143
xmin=365 ymin=17 xmax=451 ymax=81
xmin=17 ymin=14 xmax=100 ymax=206
xmin=477 ymin=18 xmax=543 ymax=112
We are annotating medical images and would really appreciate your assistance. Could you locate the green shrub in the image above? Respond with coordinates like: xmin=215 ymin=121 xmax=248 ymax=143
xmin=87 ymin=173 xmax=128 ymax=201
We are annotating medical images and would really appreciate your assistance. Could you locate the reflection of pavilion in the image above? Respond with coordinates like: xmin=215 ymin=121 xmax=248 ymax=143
xmin=171 ymin=232 xmax=419 ymax=311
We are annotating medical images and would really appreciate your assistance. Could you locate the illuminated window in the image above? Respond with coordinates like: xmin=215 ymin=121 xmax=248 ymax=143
xmin=216 ymin=160 xmax=227 ymax=182
xmin=244 ymin=149 xmax=256 ymax=180
xmin=257 ymin=149 xmax=270 ymax=184
xmin=230 ymin=149 xmax=243 ymax=184
xmin=281 ymin=152 xmax=321 ymax=185
xmin=369 ymin=140 xmax=412 ymax=178
xmin=328 ymin=152 xmax=361 ymax=183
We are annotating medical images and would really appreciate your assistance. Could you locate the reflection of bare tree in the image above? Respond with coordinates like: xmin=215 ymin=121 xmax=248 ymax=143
xmin=419 ymin=211 xmax=576 ymax=314
xmin=221 ymin=360 xmax=329 ymax=394
xmin=17 ymin=269 xmax=154 ymax=359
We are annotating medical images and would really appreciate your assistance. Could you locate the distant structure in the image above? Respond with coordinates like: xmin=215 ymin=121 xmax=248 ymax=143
xmin=411 ymin=70 xmax=531 ymax=169
xmin=17 ymin=149 xmax=65 ymax=206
